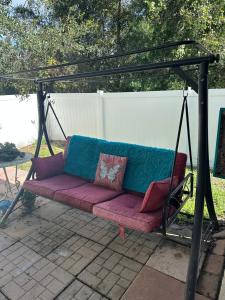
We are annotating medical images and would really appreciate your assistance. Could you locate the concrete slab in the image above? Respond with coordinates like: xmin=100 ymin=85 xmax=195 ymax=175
xmin=168 ymin=223 xmax=193 ymax=237
xmin=197 ymin=271 xmax=221 ymax=299
xmin=2 ymin=214 xmax=50 ymax=239
xmin=0 ymin=232 xmax=17 ymax=252
xmin=33 ymin=201 xmax=70 ymax=221
xmin=108 ymin=230 xmax=161 ymax=263
xmin=212 ymin=240 xmax=225 ymax=256
xmin=166 ymin=224 xmax=193 ymax=246
xmin=0 ymin=197 xmax=49 ymax=224
xmin=146 ymin=239 xmax=204 ymax=282
xmin=202 ymin=254 xmax=224 ymax=276
xmin=122 ymin=266 xmax=208 ymax=300
xmin=32 ymin=196 xmax=50 ymax=209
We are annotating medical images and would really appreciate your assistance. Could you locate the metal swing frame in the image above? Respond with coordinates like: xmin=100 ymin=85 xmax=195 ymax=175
xmin=162 ymin=90 xmax=194 ymax=233
xmin=0 ymin=40 xmax=220 ymax=300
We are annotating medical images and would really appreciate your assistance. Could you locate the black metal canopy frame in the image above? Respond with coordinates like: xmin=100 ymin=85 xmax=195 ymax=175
xmin=0 ymin=40 xmax=220 ymax=300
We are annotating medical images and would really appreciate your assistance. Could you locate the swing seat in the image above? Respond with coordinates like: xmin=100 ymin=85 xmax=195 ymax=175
xmin=54 ymin=183 xmax=123 ymax=213
xmin=23 ymin=135 xmax=188 ymax=233
xmin=23 ymin=174 xmax=87 ymax=199
xmin=93 ymin=193 xmax=164 ymax=232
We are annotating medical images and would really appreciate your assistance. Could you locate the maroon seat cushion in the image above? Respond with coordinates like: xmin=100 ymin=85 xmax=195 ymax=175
xmin=93 ymin=194 xmax=164 ymax=233
xmin=23 ymin=174 xmax=87 ymax=199
xmin=32 ymin=152 xmax=64 ymax=180
xmin=54 ymin=183 xmax=122 ymax=213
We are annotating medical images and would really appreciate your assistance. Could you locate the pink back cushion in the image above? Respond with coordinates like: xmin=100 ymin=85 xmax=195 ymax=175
xmin=173 ymin=153 xmax=187 ymax=182
xmin=32 ymin=152 xmax=64 ymax=180
xmin=94 ymin=153 xmax=128 ymax=191
xmin=139 ymin=176 xmax=179 ymax=213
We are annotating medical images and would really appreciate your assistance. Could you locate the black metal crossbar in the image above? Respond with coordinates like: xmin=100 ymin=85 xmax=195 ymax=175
xmin=37 ymin=55 xmax=217 ymax=84
xmin=3 ymin=40 xmax=206 ymax=77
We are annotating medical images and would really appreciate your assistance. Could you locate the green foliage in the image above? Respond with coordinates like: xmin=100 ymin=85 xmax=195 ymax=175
xmin=18 ymin=142 xmax=62 ymax=171
xmin=0 ymin=0 xmax=224 ymax=94
xmin=183 ymin=168 xmax=225 ymax=219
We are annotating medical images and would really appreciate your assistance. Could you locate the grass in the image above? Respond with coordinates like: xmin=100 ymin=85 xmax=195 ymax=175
xmin=19 ymin=142 xmax=63 ymax=171
xmin=182 ymin=168 xmax=225 ymax=220
xmin=18 ymin=142 xmax=225 ymax=220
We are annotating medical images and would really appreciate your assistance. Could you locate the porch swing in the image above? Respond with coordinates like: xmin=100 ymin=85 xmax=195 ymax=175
xmin=30 ymin=87 xmax=194 ymax=237
xmin=0 ymin=40 xmax=220 ymax=300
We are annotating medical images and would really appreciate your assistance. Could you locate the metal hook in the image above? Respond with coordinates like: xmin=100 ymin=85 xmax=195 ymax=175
xmin=47 ymin=94 xmax=55 ymax=104
xmin=183 ymin=85 xmax=189 ymax=98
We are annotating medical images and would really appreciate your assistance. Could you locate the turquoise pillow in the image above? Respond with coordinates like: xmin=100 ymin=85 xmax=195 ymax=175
xmin=64 ymin=135 xmax=102 ymax=181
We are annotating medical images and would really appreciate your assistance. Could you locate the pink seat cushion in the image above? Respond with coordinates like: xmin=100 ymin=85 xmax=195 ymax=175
xmin=54 ymin=183 xmax=122 ymax=213
xmin=139 ymin=176 xmax=179 ymax=213
xmin=93 ymin=194 xmax=164 ymax=233
xmin=23 ymin=174 xmax=87 ymax=199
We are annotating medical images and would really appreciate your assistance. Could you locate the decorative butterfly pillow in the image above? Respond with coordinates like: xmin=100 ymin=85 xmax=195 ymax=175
xmin=94 ymin=153 xmax=128 ymax=191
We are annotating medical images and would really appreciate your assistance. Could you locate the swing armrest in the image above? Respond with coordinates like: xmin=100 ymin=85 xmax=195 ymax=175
xmin=168 ymin=172 xmax=193 ymax=200
xmin=164 ymin=172 xmax=194 ymax=227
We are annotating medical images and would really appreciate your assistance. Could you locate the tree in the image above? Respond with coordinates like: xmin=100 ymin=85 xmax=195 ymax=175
xmin=0 ymin=0 xmax=224 ymax=95
xmin=0 ymin=0 xmax=102 ymax=94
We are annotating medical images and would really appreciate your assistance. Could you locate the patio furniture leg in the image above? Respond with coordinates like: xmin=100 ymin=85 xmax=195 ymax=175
xmin=3 ymin=167 xmax=13 ymax=197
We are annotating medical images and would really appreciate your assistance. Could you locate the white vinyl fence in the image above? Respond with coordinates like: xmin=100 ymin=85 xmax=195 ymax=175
xmin=0 ymin=94 xmax=38 ymax=147
xmin=46 ymin=89 xmax=225 ymax=168
xmin=1 ymin=89 xmax=225 ymax=167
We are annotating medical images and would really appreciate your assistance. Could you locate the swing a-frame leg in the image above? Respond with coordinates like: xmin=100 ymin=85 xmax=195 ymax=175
xmin=184 ymin=62 xmax=219 ymax=300
xmin=0 ymin=83 xmax=54 ymax=227
xmin=160 ymin=64 xmax=219 ymax=300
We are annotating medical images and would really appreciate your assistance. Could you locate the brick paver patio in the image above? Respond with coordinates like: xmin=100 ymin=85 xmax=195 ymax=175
xmin=0 ymin=172 xmax=224 ymax=300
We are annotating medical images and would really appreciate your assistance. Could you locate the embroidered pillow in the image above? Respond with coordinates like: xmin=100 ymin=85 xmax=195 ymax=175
xmin=94 ymin=153 xmax=128 ymax=191
xmin=139 ymin=176 xmax=179 ymax=212
xmin=32 ymin=152 xmax=64 ymax=180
